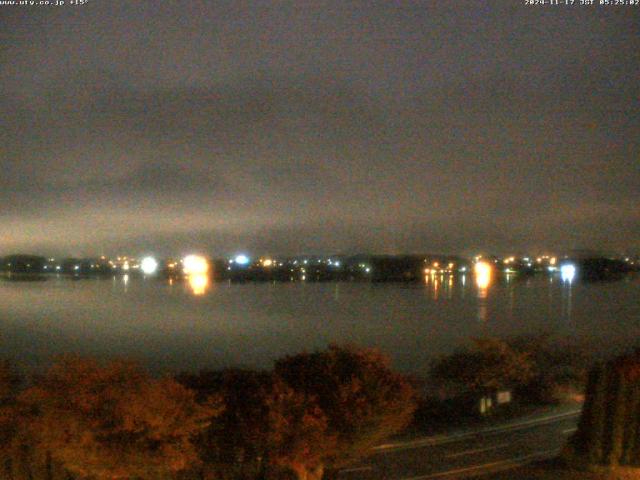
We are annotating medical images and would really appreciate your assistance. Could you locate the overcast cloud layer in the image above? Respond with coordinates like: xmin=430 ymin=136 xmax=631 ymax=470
xmin=1 ymin=1 xmax=638 ymax=257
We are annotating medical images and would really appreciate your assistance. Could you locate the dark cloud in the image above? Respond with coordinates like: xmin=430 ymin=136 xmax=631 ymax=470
xmin=0 ymin=1 xmax=638 ymax=256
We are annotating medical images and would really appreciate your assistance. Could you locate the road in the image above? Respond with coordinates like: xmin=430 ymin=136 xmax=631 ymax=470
xmin=337 ymin=407 xmax=581 ymax=480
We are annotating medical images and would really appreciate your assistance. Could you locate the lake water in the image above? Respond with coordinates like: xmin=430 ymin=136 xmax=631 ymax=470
xmin=1 ymin=273 xmax=639 ymax=376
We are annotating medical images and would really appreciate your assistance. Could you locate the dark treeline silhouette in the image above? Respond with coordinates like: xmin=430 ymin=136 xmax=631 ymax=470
xmin=0 ymin=346 xmax=416 ymax=480
xmin=3 ymin=252 xmax=637 ymax=284
xmin=577 ymin=258 xmax=631 ymax=282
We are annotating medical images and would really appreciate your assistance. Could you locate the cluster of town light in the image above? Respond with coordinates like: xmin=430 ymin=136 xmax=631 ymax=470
xmin=103 ymin=253 xmax=212 ymax=296
xmin=133 ymin=253 xmax=576 ymax=296
xmin=34 ymin=251 xmax=582 ymax=296
xmin=424 ymin=261 xmax=461 ymax=275
xmin=137 ymin=254 xmax=211 ymax=277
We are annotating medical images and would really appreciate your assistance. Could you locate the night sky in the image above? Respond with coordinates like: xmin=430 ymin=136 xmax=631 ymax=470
xmin=1 ymin=1 xmax=638 ymax=257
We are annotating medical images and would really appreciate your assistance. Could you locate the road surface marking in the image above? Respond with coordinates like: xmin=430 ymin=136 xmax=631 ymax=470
xmin=563 ymin=427 xmax=577 ymax=434
xmin=375 ymin=409 xmax=580 ymax=452
xmin=444 ymin=442 xmax=510 ymax=458
xmin=339 ymin=465 xmax=373 ymax=473
xmin=399 ymin=449 xmax=557 ymax=480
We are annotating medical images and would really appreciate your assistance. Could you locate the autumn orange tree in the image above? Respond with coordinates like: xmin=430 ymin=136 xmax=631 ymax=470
xmin=20 ymin=356 xmax=220 ymax=480
xmin=263 ymin=378 xmax=335 ymax=480
xmin=274 ymin=345 xmax=417 ymax=477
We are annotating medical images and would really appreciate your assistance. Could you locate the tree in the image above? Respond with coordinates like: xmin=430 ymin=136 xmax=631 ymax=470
xmin=0 ymin=360 xmax=20 ymax=443
xmin=274 ymin=345 xmax=417 ymax=476
xmin=430 ymin=337 xmax=535 ymax=392
xmin=567 ymin=349 xmax=640 ymax=468
xmin=263 ymin=378 xmax=335 ymax=480
xmin=20 ymin=356 xmax=219 ymax=480
xmin=177 ymin=369 xmax=335 ymax=480
xmin=178 ymin=369 xmax=276 ymax=479
xmin=506 ymin=334 xmax=590 ymax=403
xmin=0 ymin=360 xmax=22 ymax=475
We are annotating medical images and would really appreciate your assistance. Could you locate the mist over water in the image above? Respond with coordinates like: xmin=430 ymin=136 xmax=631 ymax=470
xmin=1 ymin=274 xmax=639 ymax=376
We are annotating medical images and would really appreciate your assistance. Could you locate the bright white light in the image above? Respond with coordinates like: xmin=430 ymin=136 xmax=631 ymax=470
xmin=234 ymin=254 xmax=250 ymax=265
xmin=141 ymin=256 xmax=158 ymax=275
xmin=183 ymin=255 xmax=209 ymax=275
xmin=561 ymin=264 xmax=576 ymax=283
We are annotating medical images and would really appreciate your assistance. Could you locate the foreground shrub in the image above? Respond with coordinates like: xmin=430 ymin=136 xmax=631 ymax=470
xmin=263 ymin=377 xmax=335 ymax=480
xmin=508 ymin=334 xmax=589 ymax=404
xmin=430 ymin=337 xmax=535 ymax=393
xmin=275 ymin=345 xmax=417 ymax=476
xmin=1 ymin=345 xmax=415 ymax=480
xmin=178 ymin=369 xmax=335 ymax=480
xmin=19 ymin=356 xmax=219 ymax=480
xmin=181 ymin=345 xmax=416 ymax=480
xmin=178 ymin=369 xmax=273 ymax=478
xmin=0 ymin=360 xmax=21 ymax=464
xmin=566 ymin=349 xmax=640 ymax=468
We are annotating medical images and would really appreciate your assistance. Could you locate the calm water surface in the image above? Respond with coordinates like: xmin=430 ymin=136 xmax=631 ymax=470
xmin=1 ymin=274 xmax=639 ymax=376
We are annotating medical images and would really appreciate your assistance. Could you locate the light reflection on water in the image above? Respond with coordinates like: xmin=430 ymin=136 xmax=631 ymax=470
xmin=474 ymin=262 xmax=492 ymax=292
xmin=0 ymin=274 xmax=638 ymax=375
xmin=187 ymin=274 xmax=210 ymax=296
xmin=475 ymin=263 xmax=492 ymax=322
xmin=422 ymin=269 xmax=575 ymax=326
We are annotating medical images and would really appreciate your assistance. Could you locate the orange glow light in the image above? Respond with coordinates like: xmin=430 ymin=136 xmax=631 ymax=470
xmin=474 ymin=261 xmax=492 ymax=291
xmin=183 ymin=255 xmax=209 ymax=275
